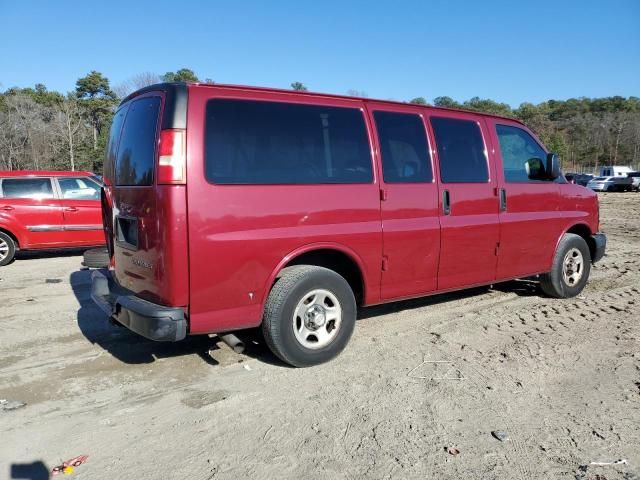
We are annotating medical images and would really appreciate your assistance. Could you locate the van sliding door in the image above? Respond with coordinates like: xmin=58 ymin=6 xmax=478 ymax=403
xmin=429 ymin=113 xmax=500 ymax=290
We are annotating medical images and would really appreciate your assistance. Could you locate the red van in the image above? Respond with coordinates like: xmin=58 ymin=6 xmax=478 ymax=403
xmin=91 ymin=83 xmax=606 ymax=367
xmin=0 ymin=171 xmax=105 ymax=266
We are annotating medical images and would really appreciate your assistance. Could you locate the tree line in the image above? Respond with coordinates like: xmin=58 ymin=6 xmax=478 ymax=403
xmin=1 ymin=70 xmax=638 ymax=174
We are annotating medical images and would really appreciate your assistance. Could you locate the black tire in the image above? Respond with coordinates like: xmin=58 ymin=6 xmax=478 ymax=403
xmin=0 ymin=231 xmax=17 ymax=267
xmin=82 ymin=247 xmax=110 ymax=268
xmin=606 ymin=185 xmax=615 ymax=192
xmin=540 ymin=233 xmax=591 ymax=298
xmin=262 ymin=265 xmax=357 ymax=367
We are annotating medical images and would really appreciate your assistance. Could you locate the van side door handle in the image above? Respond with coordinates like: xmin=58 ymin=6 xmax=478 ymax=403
xmin=442 ymin=190 xmax=451 ymax=216
xmin=499 ymin=188 xmax=507 ymax=212
xmin=0 ymin=206 xmax=14 ymax=211
xmin=64 ymin=207 xmax=79 ymax=212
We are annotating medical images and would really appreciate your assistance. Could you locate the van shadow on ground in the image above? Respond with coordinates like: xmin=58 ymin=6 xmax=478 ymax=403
xmin=69 ymin=268 xmax=285 ymax=367
xmin=70 ymin=268 xmax=541 ymax=367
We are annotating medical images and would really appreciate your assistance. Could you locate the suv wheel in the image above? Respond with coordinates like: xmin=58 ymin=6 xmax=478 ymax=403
xmin=540 ymin=233 xmax=591 ymax=298
xmin=262 ymin=265 xmax=356 ymax=367
xmin=0 ymin=231 xmax=17 ymax=267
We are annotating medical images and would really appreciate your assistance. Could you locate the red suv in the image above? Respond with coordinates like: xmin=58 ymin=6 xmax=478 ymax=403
xmin=0 ymin=171 xmax=105 ymax=266
xmin=92 ymin=83 xmax=606 ymax=367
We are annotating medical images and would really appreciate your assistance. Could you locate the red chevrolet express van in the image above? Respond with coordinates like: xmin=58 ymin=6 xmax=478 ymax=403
xmin=0 ymin=170 xmax=104 ymax=266
xmin=91 ymin=83 xmax=606 ymax=367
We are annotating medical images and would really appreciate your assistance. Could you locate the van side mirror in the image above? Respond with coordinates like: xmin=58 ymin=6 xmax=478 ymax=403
xmin=546 ymin=153 xmax=561 ymax=180
xmin=525 ymin=157 xmax=546 ymax=180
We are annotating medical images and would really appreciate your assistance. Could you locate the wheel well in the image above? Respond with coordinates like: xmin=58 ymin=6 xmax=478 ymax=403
xmin=282 ymin=249 xmax=365 ymax=304
xmin=0 ymin=227 xmax=19 ymax=249
xmin=566 ymin=224 xmax=595 ymax=261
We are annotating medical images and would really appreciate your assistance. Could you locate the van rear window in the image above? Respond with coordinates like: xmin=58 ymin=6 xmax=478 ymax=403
xmin=116 ymin=97 xmax=161 ymax=186
xmin=205 ymin=99 xmax=373 ymax=184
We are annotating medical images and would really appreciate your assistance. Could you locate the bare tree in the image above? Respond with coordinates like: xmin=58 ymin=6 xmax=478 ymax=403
xmin=114 ymin=72 xmax=162 ymax=99
xmin=55 ymin=96 xmax=84 ymax=171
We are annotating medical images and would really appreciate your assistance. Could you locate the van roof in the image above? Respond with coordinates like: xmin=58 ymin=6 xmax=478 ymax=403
xmin=121 ymin=81 xmax=526 ymax=126
xmin=0 ymin=170 xmax=96 ymax=178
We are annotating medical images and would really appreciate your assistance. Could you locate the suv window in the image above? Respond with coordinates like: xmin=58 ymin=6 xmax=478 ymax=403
xmin=116 ymin=97 xmax=161 ymax=186
xmin=1 ymin=178 xmax=54 ymax=199
xmin=58 ymin=177 xmax=101 ymax=200
xmin=374 ymin=111 xmax=432 ymax=183
xmin=205 ymin=99 xmax=373 ymax=184
xmin=430 ymin=117 xmax=488 ymax=183
xmin=496 ymin=124 xmax=550 ymax=182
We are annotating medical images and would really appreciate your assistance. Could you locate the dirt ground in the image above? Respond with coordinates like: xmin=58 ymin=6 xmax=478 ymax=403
xmin=1 ymin=193 xmax=639 ymax=480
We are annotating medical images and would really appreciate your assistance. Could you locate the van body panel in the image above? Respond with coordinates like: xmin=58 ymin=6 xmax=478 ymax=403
xmin=484 ymin=118 xmax=565 ymax=278
xmin=364 ymin=101 xmax=441 ymax=299
xmin=185 ymin=86 xmax=382 ymax=333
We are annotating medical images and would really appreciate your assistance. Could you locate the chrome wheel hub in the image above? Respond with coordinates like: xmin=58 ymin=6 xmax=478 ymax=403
xmin=293 ymin=289 xmax=342 ymax=349
xmin=562 ymin=248 xmax=584 ymax=287
xmin=0 ymin=238 xmax=8 ymax=261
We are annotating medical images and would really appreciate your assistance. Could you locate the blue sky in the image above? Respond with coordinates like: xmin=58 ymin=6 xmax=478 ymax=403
xmin=1 ymin=0 xmax=638 ymax=106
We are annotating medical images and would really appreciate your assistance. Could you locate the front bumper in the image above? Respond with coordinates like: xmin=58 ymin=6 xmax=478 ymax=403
xmin=591 ymin=233 xmax=606 ymax=263
xmin=91 ymin=269 xmax=187 ymax=342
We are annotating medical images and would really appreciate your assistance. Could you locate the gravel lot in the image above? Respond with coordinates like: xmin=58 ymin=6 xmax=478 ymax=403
xmin=1 ymin=193 xmax=639 ymax=480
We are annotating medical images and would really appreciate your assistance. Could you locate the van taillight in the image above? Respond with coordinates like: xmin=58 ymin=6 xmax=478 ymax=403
xmin=158 ymin=129 xmax=186 ymax=184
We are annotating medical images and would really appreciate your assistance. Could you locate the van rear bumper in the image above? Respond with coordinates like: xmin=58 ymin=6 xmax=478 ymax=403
xmin=90 ymin=269 xmax=187 ymax=342
xmin=591 ymin=233 xmax=606 ymax=263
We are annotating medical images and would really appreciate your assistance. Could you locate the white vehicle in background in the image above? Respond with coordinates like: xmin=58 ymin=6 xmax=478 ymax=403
xmin=587 ymin=175 xmax=633 ymax=192
xmin=627 ymin=171 xmax=640 ymax=191
xmin=600 ymin=166 xmax=633 ymax=177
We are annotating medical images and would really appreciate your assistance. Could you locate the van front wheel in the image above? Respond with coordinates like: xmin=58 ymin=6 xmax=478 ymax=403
xmin=262 ymin=265 xmax=356 ymax=367
xmin=540 ymin=233 xmax=591 ymax=298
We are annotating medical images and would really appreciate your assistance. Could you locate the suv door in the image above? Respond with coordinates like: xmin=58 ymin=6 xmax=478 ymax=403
xmin=428 ymin=113 xmax=500 ymax=290
xmin=0 ymin=176 xmax=66 ymax=248
xmin=369 ymin=105 xmax=440 ymax=299
xmin=55 ymin=176 xmax=105 ymax=245
xmin=488 ymin=120 xmax=562 ymax=279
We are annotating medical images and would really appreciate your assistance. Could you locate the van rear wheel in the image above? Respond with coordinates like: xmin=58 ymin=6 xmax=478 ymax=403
xmin=0 ymin=232 xmax=16 ymax=267
xmin=262 ymin=265 xmax=356 ymax=367
xmin=540 ymin=233 xmax=591 ymax=298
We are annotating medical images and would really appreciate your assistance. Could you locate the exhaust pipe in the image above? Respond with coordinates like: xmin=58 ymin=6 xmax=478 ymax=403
xmin=219 ymin=333 xmax=245 ymax=354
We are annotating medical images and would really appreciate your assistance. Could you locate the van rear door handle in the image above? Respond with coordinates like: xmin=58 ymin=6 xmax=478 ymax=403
xmin=64 ymin=207 xmax=79 ymax=212
xmin=499 ymin=188 xmax=507 ymax=212
xmin=1 ymin=206 xmax=14 ymax=211
xmin=442 ymin=190 xmax=451 ymax=216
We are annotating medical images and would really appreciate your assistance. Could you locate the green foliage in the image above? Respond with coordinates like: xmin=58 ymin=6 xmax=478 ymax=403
xmin=1 ymin=74 xmax=640 ymax=174
xmin=162 ymin=68 xmax=200 ymax=83
xmin=433 ymin=96 xmax=461 ymax=108
xmin=75 ymin=71 xmax=117 ymax=101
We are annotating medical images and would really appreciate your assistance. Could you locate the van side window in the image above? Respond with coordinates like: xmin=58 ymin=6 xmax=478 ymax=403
xmin=430 ymin=117 xmax=488 ymax=183
xmin=105 ymin=105 xmax=129 ymax=185
xmin=205 ymin=99 xmax=373 ymax=184
xmin=116 ymin=97 xmax=161 ymax=186
xmin=495 ymin=124 xmax=550 ymax=182
xmin=1 ymin=178 xmax=54 ymax=199
xmin=373 ymin=111 xmax=432 ymax=183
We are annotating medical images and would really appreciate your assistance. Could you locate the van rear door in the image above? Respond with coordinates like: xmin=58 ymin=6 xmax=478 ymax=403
xmin=104 ymin=87 xmax=189 ymax=308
